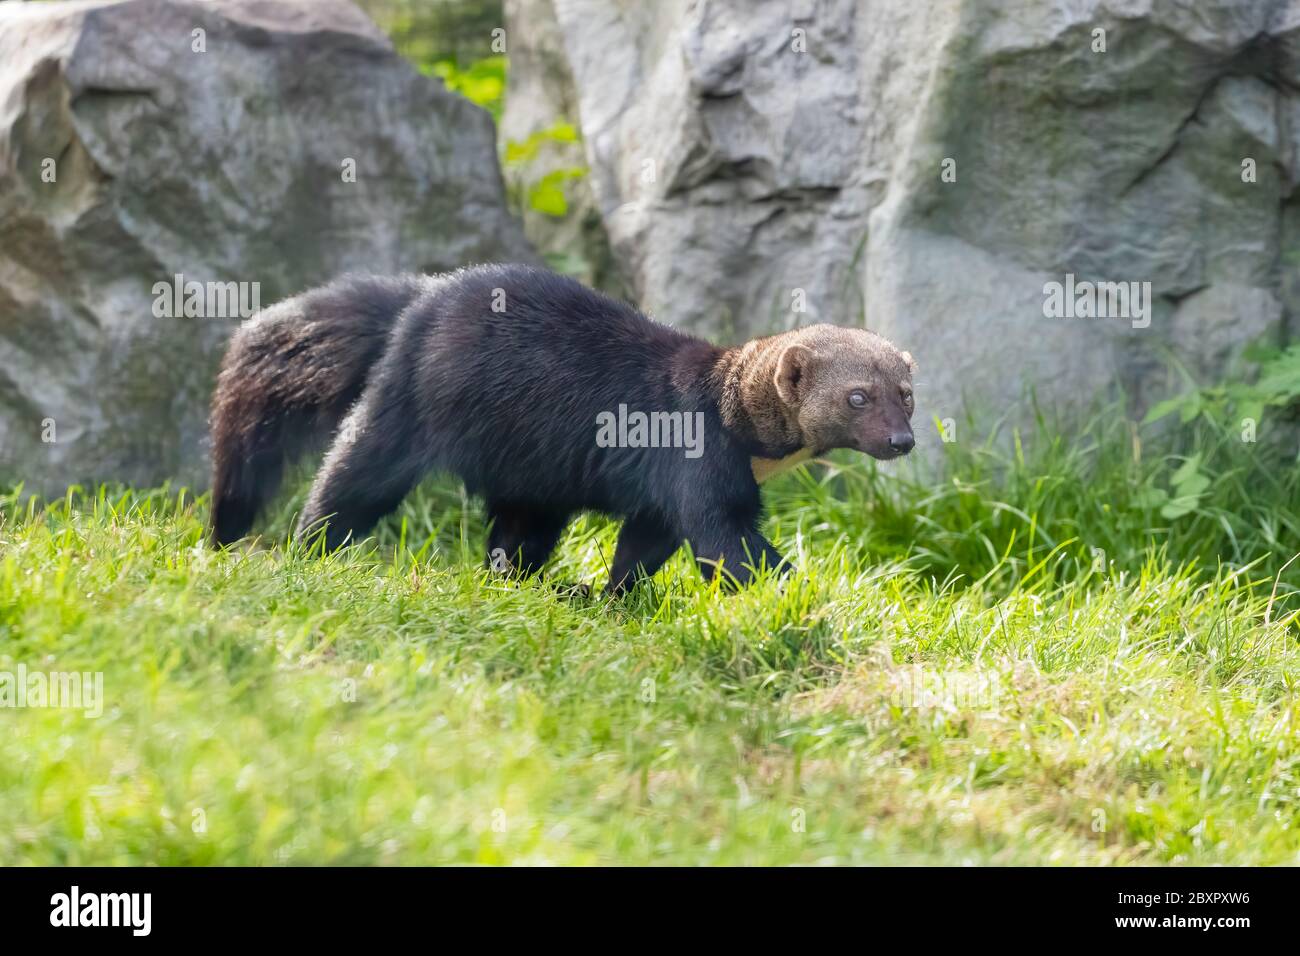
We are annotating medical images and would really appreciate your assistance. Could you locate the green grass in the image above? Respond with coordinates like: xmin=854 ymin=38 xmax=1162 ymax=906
xmin=3 ymin=408 xmax=1300 ymax=865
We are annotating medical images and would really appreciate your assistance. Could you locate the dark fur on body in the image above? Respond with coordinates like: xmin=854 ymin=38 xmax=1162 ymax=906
xmin=210 ymin=264 xmax=916 ymax=591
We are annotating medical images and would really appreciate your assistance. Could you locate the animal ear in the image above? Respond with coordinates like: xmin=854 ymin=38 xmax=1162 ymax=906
xmin=902 ymin=350 xmax=917 ymax=373
xmin=775 ymin=345 xmax=812 ymax=405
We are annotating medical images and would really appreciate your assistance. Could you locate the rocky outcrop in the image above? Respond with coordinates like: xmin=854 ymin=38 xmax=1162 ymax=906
xmin=0 ymin=0 xmax=534 ymax=492
xmin=511 ymin=0 xmax=1300 ymax=421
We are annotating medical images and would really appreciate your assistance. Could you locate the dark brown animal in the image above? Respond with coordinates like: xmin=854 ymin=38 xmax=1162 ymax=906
xmin=209 ymin=265 xmax=917 ymax=591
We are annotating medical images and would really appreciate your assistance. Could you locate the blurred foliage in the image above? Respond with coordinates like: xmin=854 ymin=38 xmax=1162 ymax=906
xmin=522 ymin=167 xmax=587 ymax=217
xmin=358 ymin=0 xmax=507 ymax=117
xmin=356 ymin=0 xmax=503 ymax=72
xmin=503 ymin=121 xmax=579 ymax=164
xmin=359 ymin=0 xmax=587 ymax=223
xmin=1145 ymin=341 xmax=1300 ymax=435
xmin=431 ymin=55 xmax=507 ymax=121
xmin=504 ymin=122 xmax=587 ymax=217
xmin=1140 ymin=343 xmax=1300 ymax=520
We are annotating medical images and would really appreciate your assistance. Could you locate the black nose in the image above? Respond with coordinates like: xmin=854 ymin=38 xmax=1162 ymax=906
xmin=889 ymin=431 xmax=915 ymax=453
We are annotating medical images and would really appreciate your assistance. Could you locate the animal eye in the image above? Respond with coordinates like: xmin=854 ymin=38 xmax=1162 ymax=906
xmin=901 ymin=390 xmax=914 ymax=407
xmin=848 ymin=390 xmax=868 ymax=409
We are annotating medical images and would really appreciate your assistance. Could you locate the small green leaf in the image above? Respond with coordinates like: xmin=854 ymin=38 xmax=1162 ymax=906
xmin=1170 ymin=455 xmax=1202 ymax=486
xmin=1174 ymin=473 xmax=1210 ymax=498
xmin=528 ymin=178 xmax=568 ymax=216
xmin=1142 ymin=397 xmax=1184 ymax=425
xmin=504 ymin=139 xmax=540 ymax=164
xmin=1132 ymin=486 xmax=1168 ymax=509
xmin=1160 ymin=497 xmax=1199 ymax=520
xmin=546 ymin=121 xmax=579 ymax=143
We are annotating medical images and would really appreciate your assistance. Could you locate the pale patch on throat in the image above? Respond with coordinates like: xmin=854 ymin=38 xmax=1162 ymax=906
xmin=751 ymin=447 xmax=814 ymax=483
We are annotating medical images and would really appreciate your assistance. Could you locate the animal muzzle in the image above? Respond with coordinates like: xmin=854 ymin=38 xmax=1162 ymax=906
xmin=861 ymin=427 xmax=915 ymax=460
xmin=889 ymin=430 xmax=915 ymax=454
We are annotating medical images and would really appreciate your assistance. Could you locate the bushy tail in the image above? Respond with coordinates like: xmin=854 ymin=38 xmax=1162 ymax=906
xmin=208 ymin=274 xmax=427 ymax=545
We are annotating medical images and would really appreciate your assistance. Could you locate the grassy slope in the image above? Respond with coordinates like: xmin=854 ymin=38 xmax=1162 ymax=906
xmin=2 ymin=412 xmax=1300 ymax=865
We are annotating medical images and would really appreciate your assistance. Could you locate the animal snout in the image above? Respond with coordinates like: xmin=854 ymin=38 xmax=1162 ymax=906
xmin=889 ymin=431 xmax=915 ymax=454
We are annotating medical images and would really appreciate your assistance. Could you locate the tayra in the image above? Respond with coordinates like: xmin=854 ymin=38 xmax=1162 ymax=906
xmin=209 ymin=264 xmax=917 ymax=591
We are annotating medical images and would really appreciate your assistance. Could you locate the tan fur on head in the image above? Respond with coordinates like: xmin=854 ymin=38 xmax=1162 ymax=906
xmin=718 ymin=324 xmax=916 ymax=468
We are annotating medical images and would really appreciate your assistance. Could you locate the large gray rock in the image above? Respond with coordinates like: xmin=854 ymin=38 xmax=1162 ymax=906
xmin=0 ymin=0 xmax=534 ymax=492
xmin=520 ymin=0 xmax=1300 ymax=422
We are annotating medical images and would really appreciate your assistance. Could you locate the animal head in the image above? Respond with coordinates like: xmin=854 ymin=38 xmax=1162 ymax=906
xmin=772 ymin=325 xmax=917 ymax=460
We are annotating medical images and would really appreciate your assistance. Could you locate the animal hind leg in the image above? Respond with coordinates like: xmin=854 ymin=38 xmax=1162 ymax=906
xmin=297 ymin=403 xmax=431 ymax=550
xmin=606 ymin=515 xmax=681 ymax=594
xmin=486 ymin=503 xmax=571 ymax=577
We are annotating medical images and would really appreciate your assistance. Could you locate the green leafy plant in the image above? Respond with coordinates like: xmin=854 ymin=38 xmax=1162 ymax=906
xmin=1131 ymin=453 xmax=1211 ymax=520
xmin=523 ymin=167 xmax=587 ymax=217
xmin=1144 ymin=342 xmax=1300 ymax=433
xmin=504 ymin=121 xmax=579 ymax=164
xmin=1135 ymin=344 xmax=1300 ymax=522
xmin=504 ymin=122 xmax=589 ymax=218
xmin=429 ymin=55 xmax=507 ymax=120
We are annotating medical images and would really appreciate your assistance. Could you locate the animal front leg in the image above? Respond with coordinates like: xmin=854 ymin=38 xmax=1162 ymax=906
xmin=683 ymin=518 xmax=786 ymax=590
